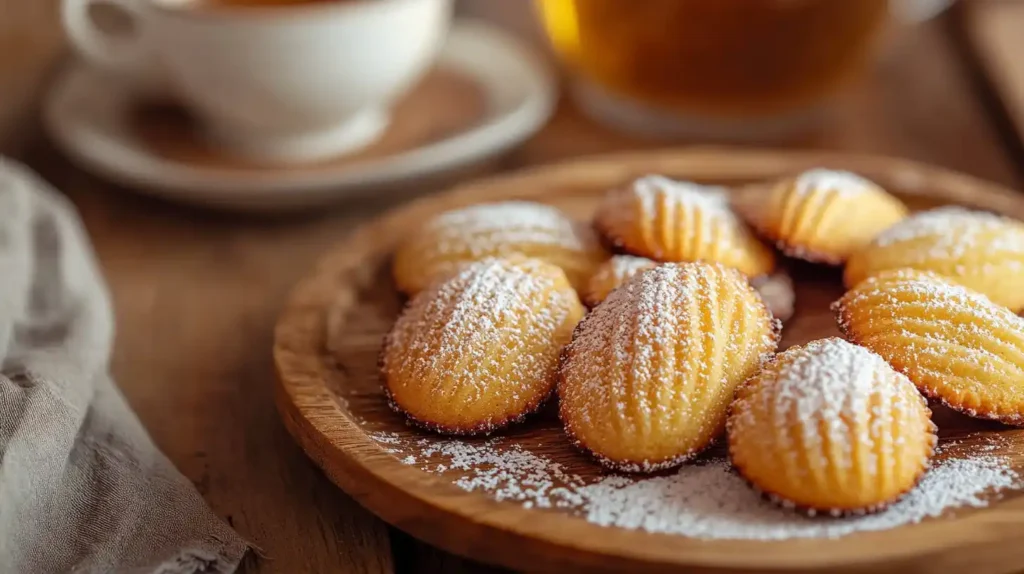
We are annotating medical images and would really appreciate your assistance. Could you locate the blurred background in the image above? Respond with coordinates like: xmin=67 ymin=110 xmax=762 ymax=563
xmin=3 ymin=0 xmax=1021 ymax=176
xmin=3 ymin=1 xmax=1023 ymax=183
xmin=4 ymin=0 xmax=1024 ymax=572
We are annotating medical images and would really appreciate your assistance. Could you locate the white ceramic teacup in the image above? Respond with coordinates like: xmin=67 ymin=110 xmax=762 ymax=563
xmin=62 ymin=0 xmax=453 ymax=163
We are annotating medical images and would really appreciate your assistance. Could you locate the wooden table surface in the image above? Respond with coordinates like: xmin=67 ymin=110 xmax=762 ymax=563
xmin=3 ymin=2 xmax=1024 ymax=573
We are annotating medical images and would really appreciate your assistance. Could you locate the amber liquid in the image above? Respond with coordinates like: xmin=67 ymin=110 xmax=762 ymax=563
xmin=536 ymin=0 xmax=890 ymax=117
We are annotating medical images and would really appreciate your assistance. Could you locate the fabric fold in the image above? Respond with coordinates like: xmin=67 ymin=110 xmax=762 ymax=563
xmin=0 ymin=159 xmax=250 ymax=574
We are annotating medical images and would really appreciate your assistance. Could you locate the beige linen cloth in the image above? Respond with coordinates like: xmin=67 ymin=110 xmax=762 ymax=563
xmin=0 ymin=159 xmax=250 ymax=573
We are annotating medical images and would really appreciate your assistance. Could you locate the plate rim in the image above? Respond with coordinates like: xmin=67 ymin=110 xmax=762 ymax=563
xmin=273 ymin=147 xmax=1024 ymax=573
xmin=41 ymin=18 xmax=558 ymax=210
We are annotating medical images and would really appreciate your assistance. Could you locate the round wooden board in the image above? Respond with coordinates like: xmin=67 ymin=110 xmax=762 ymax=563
xmin=274 ymin=148 xmax=1024 ymax=574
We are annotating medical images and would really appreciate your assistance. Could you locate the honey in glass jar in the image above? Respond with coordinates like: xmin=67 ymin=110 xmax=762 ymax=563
xmin=535 ymin=0 xmax=891 ymax=139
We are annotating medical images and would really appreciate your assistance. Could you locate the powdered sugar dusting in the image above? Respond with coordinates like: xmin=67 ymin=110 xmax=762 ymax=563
xmin=584 ymin=255 xmax=658 ymax=306
xmin=608 ymin=254 xmax=659 ymax=279
xmin=560 ymin=262 xmax=779 ymax=472
xmin=428 ymin=201 xmax=594 ymax=256
xmin=594 ymin=175 xmax=776 ymax=277
xmin=872 ymin=207 xmax=1024 ymax=259
xmin=630 ymin=176 xmax=736 ymax=249
xmin=792 ymin=169 xmax=878 ymax=198
xmin=731 ymin=339 xmax=923 ymax=476
xmin=586 ymin=257 xmax=794 ymax=321
xmin=421 ymin=439 xmax=587 ymax=508
xmin=835 ymin=270 xmax=1024 ymax=368
xmin=383 ymin=257 xmax=580 ymax=433
xmin=578 ymin=455 xmax=1016 ymax=539
xmin=633 ymin=174 xmax=731 ymax=212
xmin=599 ymin=176 xmax=737 ymax=254
xmin=848 ymin=268 xmax=1014 ymax=315
xmin=835 ymin=270 xmax=1024 ymax=424
xmin=368 ymin=432 xmax=1020 ymax=540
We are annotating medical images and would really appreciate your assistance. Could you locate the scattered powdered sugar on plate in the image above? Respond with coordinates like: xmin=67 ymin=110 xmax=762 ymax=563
xmin=418 ymin=438 xmax=587 ymax=508
xmin=372 ymin=433 xmax=404 ymax=445
xmin=578 ymin=454 xmax=1016 ymax=540
xmin=368 ymin=431 xmax=1020 ymax=540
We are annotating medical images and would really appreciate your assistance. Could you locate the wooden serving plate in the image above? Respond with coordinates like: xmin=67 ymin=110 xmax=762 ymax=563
xmin=274 ymin=148 xmax=1024 ymax=574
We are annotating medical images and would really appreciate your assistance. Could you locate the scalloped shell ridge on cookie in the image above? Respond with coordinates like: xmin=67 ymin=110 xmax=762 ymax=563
xmin=844 ymin=206 xmax=1024 ymax=310
xmin=392 ymin=200 xmax=608 ymax=296
xmin=728 ymin=337 xmax=936 ymax=515
xmin=834 ymin=268 xmax=1024 ymax=426
xmin=558 ymin=261 xmax=779 ymax=472
xmin=593 ymin=175 xmax=775 ymax=277
xmin=734 ymin=169 xmax=907 ymax=265
xmin=382 ymin=256 xmax=585 ymax=435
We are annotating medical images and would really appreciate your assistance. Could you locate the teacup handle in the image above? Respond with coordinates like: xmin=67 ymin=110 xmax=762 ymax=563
xmin=61 ymin=0 xmax=157 ymax=88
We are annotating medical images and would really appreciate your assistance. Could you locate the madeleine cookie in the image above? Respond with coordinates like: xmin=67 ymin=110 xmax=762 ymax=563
xmin=593 ymin=175 xmax=775 ymax=277
xmin=584 ymin=255 xmax=796 ymax=322
xmin=728 ymin=338 xmax=935 ymax=516
xmin=845 ymin=207 xmax=1024 ymax=310
xmin=582 ymin=255 xmax=658 ymax=307
xmin=382 ymin=257 xmax=585 ymax=435
xmin=558 ymin=262 xmax=780 ymax=472
xmin=734 ymin=169 xmax=907 ymax=265
xmin=392 ymin=201 xmax=608 ymax=296
xmin=835 ymin=269 xmax=1024 ymax=426
xmin=750 ymin=271 xmax=796 ymax=324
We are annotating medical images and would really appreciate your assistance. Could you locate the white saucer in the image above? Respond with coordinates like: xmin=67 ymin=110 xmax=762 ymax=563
xmin=42 ymin=20 xmax=557 ymax=212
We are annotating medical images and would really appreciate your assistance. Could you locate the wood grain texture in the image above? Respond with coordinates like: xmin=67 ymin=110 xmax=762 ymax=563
xmin=0 ymin=0 xmax=63 ymax=150
xmin=2 ymin=1 xmax=1024 ymax=572
xmin=0 ymin=2 xmax=397 ymax=572
xmin=13 ymin=142 xmax=398 ymax=574
xmin=274 ymin=148 xmax=1024 ymax=574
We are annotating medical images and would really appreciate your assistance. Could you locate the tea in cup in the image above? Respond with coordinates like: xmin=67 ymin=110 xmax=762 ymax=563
xmin=535 ymin=0 xmax=890 ymax=140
